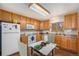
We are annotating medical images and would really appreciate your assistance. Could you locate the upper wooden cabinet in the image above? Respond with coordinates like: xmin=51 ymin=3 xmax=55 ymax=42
xmin=20 ymin=16 xmax=27 ymax=31
xmin=34 ymin=20 xmax=40 ymax=30
xmin=40 ymin=20 xmax=50 ymax=30
xmin=64 ymin=13 xmax=77 ymax=29
xmin=0 ymin=10 xmax=12 ymax=22
xmin=30 ymin=18 xmax=34 ymax=25
xmin=44 ymin=20 xmax=50 ymax=30
xmin=77 ymin=14 xmax=79 ymax=30
xmin=26 ymin=17 xmax=31 ymax=24
xmin=11 ymin=13 xmax=20 ymax=23
xmin=0 ymin=9 xmax=2 ymax=20
xmin=40 ymin=21 xmax=44 ymax=30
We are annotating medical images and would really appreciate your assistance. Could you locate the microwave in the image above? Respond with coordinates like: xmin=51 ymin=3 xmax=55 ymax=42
xmin=27 ymin=24 xmax=34 ymax=29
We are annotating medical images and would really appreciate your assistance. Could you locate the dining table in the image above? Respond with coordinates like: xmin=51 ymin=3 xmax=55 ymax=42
xmin=28 ymin=41 xmax=56 ymax=56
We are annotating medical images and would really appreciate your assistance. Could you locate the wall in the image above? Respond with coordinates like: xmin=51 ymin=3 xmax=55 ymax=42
xmin=50 ymin=15 xmax=64 ymax=23
xmin=48 ymin=16 xmax=64 ymax=43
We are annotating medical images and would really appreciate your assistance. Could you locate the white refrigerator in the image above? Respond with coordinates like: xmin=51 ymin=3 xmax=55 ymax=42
xmin=0 ymin=22 xmax=20 ymax=56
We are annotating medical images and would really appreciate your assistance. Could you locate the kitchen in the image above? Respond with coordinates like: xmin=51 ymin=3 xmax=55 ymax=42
xmin=0 ymin=3 xmax=79 ymax=56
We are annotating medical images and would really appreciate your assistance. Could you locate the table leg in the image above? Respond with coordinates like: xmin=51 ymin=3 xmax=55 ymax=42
xmin=52 ymin=50 xmax=53 ymax=56
xmin=31 ymin=47 xmax=33 ymax=56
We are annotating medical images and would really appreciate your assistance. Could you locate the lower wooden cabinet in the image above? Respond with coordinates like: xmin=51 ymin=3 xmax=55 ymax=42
xmin=55 ymin=35 xmax=77 ymax=52
xmin=36 ymin=34 xmax=42 ymax=42
xmin=77 ymin=35 xmax=79 ymax=55
xmin=67 ymin=38 xmax=77 ymax=52
xmin=55 ymin=35 xmax=62 ymax=47
xmin=20 ymin=36 xmax=28 ymax=44
xmin=61 ymin=37 xmax=68 ymax=49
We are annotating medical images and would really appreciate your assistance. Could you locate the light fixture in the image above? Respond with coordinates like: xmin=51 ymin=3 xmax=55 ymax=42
xmin=28 ymin=3 xmax=50 ymax=16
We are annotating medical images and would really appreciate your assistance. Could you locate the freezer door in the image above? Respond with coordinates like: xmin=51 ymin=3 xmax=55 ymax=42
xmin=1 ymin=22 xmax=20 ymax=33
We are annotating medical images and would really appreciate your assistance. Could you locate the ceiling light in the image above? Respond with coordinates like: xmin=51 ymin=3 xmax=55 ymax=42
xmin=28 ymin=3 xmax=50 ymax=16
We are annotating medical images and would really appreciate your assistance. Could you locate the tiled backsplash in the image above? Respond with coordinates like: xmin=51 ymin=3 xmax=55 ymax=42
xmin=20 ymin=30 xmax=39 ymax=36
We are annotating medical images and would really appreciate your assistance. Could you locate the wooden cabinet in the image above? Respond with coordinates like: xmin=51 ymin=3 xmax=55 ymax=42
xmin=20 ymin=36 xmax=28 ymax=44
xmin=55 ymin=35 xmax=62 ymax=47
xmin=0 ymin=10 xmax=12 ymax=22
xmin=26 ymin=17 xmax=31 ymax=24
xmin=77 ymin=38 xmax=79 ymax=54
xmin=20 ymin=16 xmax=27 ymax=31
xmin=0 ymin=9 xmax=2 ymax=20
xmin=64 ymin=13 xmax=77 ymax=29
xmin=71 ymin=13 xmax=77 ymax=29
xmin=61 ymin=36 xmax=68 ymax=49
xmin=36 ymin=34 xmax=42 ymax=42
xmin=40 ymin=20 xmax=50 ymax=30
xmin=30 ymin=18 xmax=34 ymax=24
xmin=11 ymin=13 xmax=20 ymax=23
xmin=77 ymin=14 xmax=79 ymax=29
xmin=67 ymin=38 xmax=77 ymax=52
xmin=77 ymin=34 xmax=79 ymax=54
xmin=40 ymin=21 xmax=44 ymax=30
xmin=33 ymin=20 xmax=40 ymax=30
xmin=55 ymin=35 xmax=77 ymax=52
xmin=44 ymin=20 xmax=50 ymax=30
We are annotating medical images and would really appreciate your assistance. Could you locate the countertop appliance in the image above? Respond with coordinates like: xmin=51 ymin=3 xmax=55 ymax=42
xmin=0 ymin=22 xmax=20 ymax=56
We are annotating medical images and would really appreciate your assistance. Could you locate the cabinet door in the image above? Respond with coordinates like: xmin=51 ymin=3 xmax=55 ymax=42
xmin=0 ymin=9 xmax=2 ymax=20
xmin=45 ymin=20 xmax=50 ymax=30
xmin=77 ymin=15 xmax=79 ymax=29
xmin=61 ymin=37 xmax=68 ymax=49
xmin=20 ymin=36 xmax=28 ymax=44
xmin=34 ymin=20 xmax=40 ymax=30
xmin=64 ymin=15 xmax=68 ymax=29
xmin=34 ymin=20 xmax=37 ymax=30
xmin=36 ymin=21 xmax=40 ymax=30
xmin=55 ymin=36 xmax=62 ymax=47
xmin=20 ymin=16 xmax=27 ymax=31
xmin=30 ymin=19 xmax=34 ymax=25
xmin=71 ymin=13 xmax=77 ymax=29
xmin=67 ymin=38 xmax=77 ymax=52
xmin=0 ymin=10 xmax=12 ymax=22
xmin=40 ymin=22 xmax=44 ymax=30
xmin=64 ymin=13 xmax=77 ymax=29
xmin=36 ymin=34 xmax=42 ymax=42
xmin=26 ymin=17 xmax=31 ymax=24
xmin=77 ymin=35 xmax=79 ymax=54
xmin=11 ymin=13 xmax=20 ymax=23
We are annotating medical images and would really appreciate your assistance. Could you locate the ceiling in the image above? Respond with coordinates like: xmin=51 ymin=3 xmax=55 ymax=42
xmin=0 ymin=3 xmax=79 ymax=21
